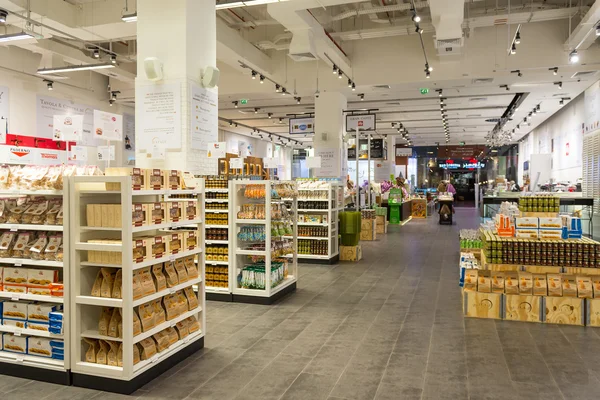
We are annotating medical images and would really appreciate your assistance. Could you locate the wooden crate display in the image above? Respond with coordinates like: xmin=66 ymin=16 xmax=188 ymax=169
xmin=463 ymin=291 xmax=503 ymax=319
xmin=375 ymin=215 xmax=388 ymax=234
xmin=504 ymin=294 xmax=544 ymax=323
xmin=360 ymin=219 xmax=377 ymax=241
xmin=544 ymin=296 xmax=584 ymax=326
xmin=411 ymin=199 xmax=427 ymax=218
xmin=340 ymin=245 xmax=362 ymax=261
xmin=586 ymin=299 xmax=600 ymax=327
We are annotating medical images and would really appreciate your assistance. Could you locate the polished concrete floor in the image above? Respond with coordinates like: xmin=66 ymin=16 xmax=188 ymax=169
xmin=2 ymin=208 xmax=600 ymax=399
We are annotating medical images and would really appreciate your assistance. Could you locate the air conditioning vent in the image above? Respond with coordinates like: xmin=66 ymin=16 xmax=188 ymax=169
xmin=372 ymin=85 xmax=391 ymax=91
xmin=469 ymin=97 xmax=488 ymax=102
xmin=571 ymin=71 xmax=597 ymax=79
xmin=434 ymin=37 xmax=464 ymax=56
xmin=466 ymin=114 xmax=482 ymax=117
xmin=472 ymin=79 xmax=493 ymax=85
xmin=238 ymin=110 xmax=257 ymax=115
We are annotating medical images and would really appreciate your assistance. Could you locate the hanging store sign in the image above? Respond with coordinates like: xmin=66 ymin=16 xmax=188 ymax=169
xmin=346 ymin=114 xmax=376 ymax=132
xmin=395 ymin=147 xmax=413 ymax=157
xmin=289 ymin=117 xmax=315 ymax=134
xmin=53 ymin=115 xmax=84 ymax=141
xmin=0 ymin=145 xmax=67 ymax=165
xmin=36 ymin=95 xmax=99 ymax=146
xmin=230 ymin=157 xmax=244 ymax=169
xmin=93 ymin=110 xmax=123 ymax=141
xmin=419 ymin=88 xmax=429 ymax=95
xmin=438 ymin=159 xmax=486 ymax=169
xmin=206 ymin=142 xmax=226 ymax=158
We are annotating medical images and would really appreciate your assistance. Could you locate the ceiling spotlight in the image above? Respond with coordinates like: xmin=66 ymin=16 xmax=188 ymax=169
xmin=333 ymin=64 xmax=338 ymax=74
xmin=425 ymin=70 xmax=430 ymax=79
xmin=281 ymin=88 xmax=286 ymax=95
xmin=515 ymin=31 xmax=521 ymax=44
xmin=254 ymin=108 xmax=259 ymax=114
xmin=438 ymin=89 xmax=443 ymax=97
xmin=268 ymin=113 xmax=273 ymax=119
xmin=532 ymin=108 xmax=537 ymax=115
xmin=110 ymin=54 xmax=117 ymax=64
xmin=352 ymin=82 xmax=356 ymax=91
xmin=360 ymin=94 xmax=364 ymax=101
xmin=93 ymin=49 xmax=100 ymax=58
xmin=279 ymin=118 xmax=284 ymax=124
xmin=596 ymin=24 xmax=600 ymax=36
xmin=559 ymin=99 xmax=565 ymax=106
xmin=296 ymin=97 xmax=301 ymax=104
xmin=275 ymin=84 xmax=280 ymax=93
xmin=109 ymin=99 xmax=114 ymax=106
xmin=347 ymin=79 xmax=352 ymax=88
xmin=233 ymin=101 xmax=238 ymax=108
xmin=0 ymin=10 xmax=6 ymax=24
xmin=516 ymin=124 xmax=520 ymax=131
xmin=536 ymin=104 xmax=541 ymax=111
xmin=550 ymin=67 xmax=558 ymax=75
xmin=427 ymin=64 xmax=433 ymax=72
xmin=510 ymin=43 xmax=516 ymax=55
xmin=229 ymin=120 xmax=233 ymax=127
xmin=45 ymin=80 xmax=53 ymax=91
xmin=555 ymin=81 xmax=563 ymax=89
xmin=260 ymin=75 xmax=265 ymax=84
xmin=111 ymin=91 xmax=117 ymax=100
xmin=569 ymin=50 xmax=579 ymax=63
xmin=518 ymin=71 xmax=522 ymax=77
xmin=412 ymin=12 xmax=421 ymax=23
xmin=416 ymin=26 xmax=423 ymax=34
xmin=338 ymin=70 xmax=343 ymax=79
xmin=251 ymin=70 xmax=257 ymax=79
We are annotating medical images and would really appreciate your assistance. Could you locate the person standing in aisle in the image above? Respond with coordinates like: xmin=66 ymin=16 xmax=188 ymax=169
xmin=446 ymin=180 xmax=457 ymax=195
xmin=437 ymin=181 xmax=447 ymax=193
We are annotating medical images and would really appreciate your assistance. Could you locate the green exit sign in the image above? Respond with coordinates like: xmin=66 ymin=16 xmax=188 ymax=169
xmin=240 ymin=99 xmax=249 ymax=105
xmin=459 ymin=141 xmax=466 ymax=146
xmin=419 ymin=88 xmax=429 ymax=95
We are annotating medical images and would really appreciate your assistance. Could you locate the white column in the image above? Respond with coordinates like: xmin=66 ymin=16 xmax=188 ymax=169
xmin=313 ymin=92 xmax=347 ymax=181
xmin=135 ymin=0 xmax=218 ymax=174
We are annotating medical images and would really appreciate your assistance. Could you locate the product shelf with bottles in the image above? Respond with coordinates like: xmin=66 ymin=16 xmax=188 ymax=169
xmin=68 ymin=175 xmax=205 ymax=394
xmin=203 ymin=176 xmax=233 ymax=301
xmin=0 ymin=176 xmax=70 ymax=384
xmin=292 ymin=180 xmax=342 ymax=264
xmin=231 ymin=180 xmax=298 ymax=304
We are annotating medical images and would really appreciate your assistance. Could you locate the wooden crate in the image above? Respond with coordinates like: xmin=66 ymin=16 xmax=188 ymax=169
xmin=544 ymin=296 xmax=584 ymax=326
xmin=360 ymin=219 xmax=377 ymax=241
xmin=522 ymin=265 xmax=563 ymax=274
xmin=520 ymin=212 xmax=559 ymax=218
xmin=340 ymin=245 xmax=362 ymax=261
xmin=504 ymin=294 xmax=544 ymax=323
xmin=564 ymin=267 xmax=600 ymax=276
xmin=585 ymin=299 xmax=600 ymax=327
xmin=463 ymin=291 xmax=503 ymax=319
xmin=375 ymin=216 xmax=388 ymax=234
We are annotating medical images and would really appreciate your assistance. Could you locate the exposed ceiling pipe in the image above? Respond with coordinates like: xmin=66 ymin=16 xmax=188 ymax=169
xmin=563 ymin=0 xmax=600 ymax=50
xmin=330 ymin=1 xmax=428 ymax=21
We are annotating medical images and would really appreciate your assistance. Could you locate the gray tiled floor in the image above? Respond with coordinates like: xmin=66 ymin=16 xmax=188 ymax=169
xmin=3 ymin=208 xmax=600 ymax=399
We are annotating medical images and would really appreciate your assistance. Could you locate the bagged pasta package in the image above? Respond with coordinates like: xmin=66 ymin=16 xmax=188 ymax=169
xmin=98 ymin=307 xmax=112 ymax=336
xmin=152 ymin=264 xmax=167 ymax=292
xmin=133 ymin=344 xmax=141 ymax=365
xmin=175 ymin=291 xmax=189 ymax=316
xmin=164 ymin=327 xmax=179 ymax=346
xmin=83 ymin=338 xmax=99 ymax=363
xmin=186 ymin=316 xmax=200 ymax=334
xmin=117 ymin=310 xmax=123 ymax=338
xmin=112 ymin=270 xmax=122 ymax=299
xmin=0 ymin=165 xmax=10 ymax=189
xmin=183 ymin=286 xmax=198 ymax=310
xmin=96 ymin=340 xmax=109 ymax=365
xmin=138 ymin=303 xmax=156 ymax=332
xmin=504 ymin=271 xmax=519 ymax=295
xmin=11 ymin=232 xmax=31 ymax=258
xmin=163 ymin=261 xmax=179 ymax=287
xmin=132 ymin=271 xmax=143 ymax=300
xmin=175 ymin=320 xmax=189 ymax=339
xmin=152 ymin=299 xmax=166 ymax=325
xmin=133 ymin=309 xmax=142 ymax=336
xmin=44 ymin=199 xmax=62 ymax=225
xmin=184 ymin=256 xmax=198 ymax=279
xmin=45 ymin=165 xmax=65 ymax=190
xmin=0 ymin=198 xmax=6 ymax=223
xmin=174 ymin=259 xmax=188 ymax=283
xmin=91 ymin=270 xmax=103 ymax=297
xmin=100 ymin=268 xmax=115 ymax=298
xmin=22 ymin=200 xmax=49 ymax=225
xmin=153 ymin=331 xmax=170 ymax=352
xmin=139 ymin=267 xmax=156 ymax=296
xmin=56 ymin=206 xmax=64 ymax=226
xmin=162 ymin=294 xmax=179 ymax=321
xmin=138 ymin=338 xmax=157 ymax=360
xmin=6 ymin=197 xmax=28 ymax=224
xmin=55 ymin=244 xmax=64 ymax=262
xmin=43 ymin=234 xmax=62 ymax=261
xmin=107 ymin=308 xmax=121 ymax=338
xmin=29 ymin=233 xmax=48 ymax=260
xmin=0 ymin=231 xmax=16 ymax=258
xmin=547 ymin=274 xmax=563 ymax=297
xmin=107 ymin=341 xmax=119 ymax=367
xmin=118 ymin=343 xmax=124 ymax=367
xmin=8 ymin=165 xmax=24 ymax=190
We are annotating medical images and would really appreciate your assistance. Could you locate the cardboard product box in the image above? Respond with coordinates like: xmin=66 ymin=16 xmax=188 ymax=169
xmin=148 ymin=202 xmax=167 ymax=225
xmin=27 ymin=269 xmax=59 ymax=286
xmin=105 ymin=167 xmax=146 ymax=191
xmin=463 ymin=291 xmax=503 ymax=319
xmin=340 ymin=245 xmax=362 ymax=261
xmin=28 ymin=303 xmax=61 ymax=322
xmin=515 ymin=229 xmax=539 ymax=239
xmin=545 ymin=296 xmax=584 ymax=326
xmin=167 ymin=232 xmax=183 ymax=255
xmin=94 ymin=205 xmax=103 ymax=229
xmin=166 ymin=170 xmax=183 ymax=190
xmin=577 ymin=275 xmax=593 ymax=299
xmin=3 ymin=268 xmax=28 ymax=285
xmin=27 ymin=337 xmax=52 ymax=358
xmin=132 ymin=203 xmax=148 ymax=227
xmin=360 ymin=219 xmax=376 ymax=241
xmin=3 ymin=334 xmax=27 ymax=354
xmin=532 ymin=274 xmax=547 ymax=296
xmin=3 ymin=301 xmax=27 ymax=320
xmin=133 ymin=237 xmax=151 ymax=263
xmin=519 ymin=272 xmax=533 ymax=295
xmin=183 ymin=201 xmax=199 ymax=221
xmin=1 ymin=319 xmax=25 ymax=328
xmin=27 ymin=321 xmax=50 ymax=332
xmin=167 ymin=201 xmax=183 ymax=223
xmin=28 ymin=285 xmax=52 ymax=296
xmin=504 ymin=294 xmax=544 ymax=323
xmin=151 ymin=235 xmax=167 ymax=259
xmin=477 ymin=270 xmax=492 ymax=293
xmin=538 ymin=218 xmax=562 ymax=230
xmin=592 ymin=276 xmax=600 ymax=298
xmin=539 ymin=229 xmax=562 ymax=240
xmin=146 ymin=169 xmax=166 ymax=191
xmin=515 ymin=217 xmax=539 ymax=229
xmin=182 ymin=230 xmax=198 ymax=251
xmin=86 ymin=204 xmax=96 ymax=227
xmin=4 ymin=285 xmax=26 ymax=294
xmin=562 ymin=275 xmax=577 ymax=297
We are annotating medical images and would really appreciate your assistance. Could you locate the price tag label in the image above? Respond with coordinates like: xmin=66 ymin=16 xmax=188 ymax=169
xmin=169 ymin=288 xmax=176 ymax=295
xmin=9 ymin=226 xmax=18 ymax=232
xmin=170 ymin=321 xmax=176 ymax=328
xmin=15 ymin=356 xmax=24 ymax=363
xmin=14 ymin=262 xmax=22 ymax=267
xmin=14 ymin=329 xmax=22 ymax=336
xmin=11 ymin=294 xmax=20 ymax=301
xmin=169 ymin=255 xmax=176 ymax=262
xmin=183 ymin=337 xmax=191 ymax=344
xmin=150 ymin=354 xmax=159 ymax=364
xmin=164 ymin=189 xmax=171 ymax=197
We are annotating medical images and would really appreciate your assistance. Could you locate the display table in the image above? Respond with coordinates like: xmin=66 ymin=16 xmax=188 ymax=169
xmin=438 ymin=195 xmax=454 ymax=225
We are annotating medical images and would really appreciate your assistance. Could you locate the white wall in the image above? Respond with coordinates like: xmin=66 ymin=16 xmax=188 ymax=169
xmin=518 ymin=92 xmax=585 ymax=184
xmin=0 ymin=46 xmax=134 ymax=168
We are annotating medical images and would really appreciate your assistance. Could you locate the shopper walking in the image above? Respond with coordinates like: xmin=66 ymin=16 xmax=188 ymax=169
xmin=446 ymin=180 xmax=457 ymax=195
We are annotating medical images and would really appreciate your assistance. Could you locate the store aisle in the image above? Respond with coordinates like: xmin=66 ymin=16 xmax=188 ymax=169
xmin=1 ymin=208 xmax=599 ymax=400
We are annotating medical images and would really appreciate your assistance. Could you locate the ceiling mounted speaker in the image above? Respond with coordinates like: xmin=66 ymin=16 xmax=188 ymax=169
xmin=144 ymin=57 xmax=163 ymax=81
xmin=202 ymin=66 xmax=220 ymax=88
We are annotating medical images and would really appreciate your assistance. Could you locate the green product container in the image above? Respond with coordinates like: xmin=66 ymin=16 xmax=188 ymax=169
xmin=375 ymin=206 xmax=387 ymax=216
xmin=340 ymin=211 xmax=361 ymax=246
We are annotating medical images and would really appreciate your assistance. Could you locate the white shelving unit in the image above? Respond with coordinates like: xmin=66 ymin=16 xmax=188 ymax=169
xmin=204 ymin=181 xmax=233 ymax=301
xmin=68 ymin=176 xmax=205 ymax=394
xmin=294 ymin=181 xmax=342 ymax=264
xmin=0 ymin=186 xmax=70 ymax=384
xmin=231 ymin=180 xmax=298 ymax=304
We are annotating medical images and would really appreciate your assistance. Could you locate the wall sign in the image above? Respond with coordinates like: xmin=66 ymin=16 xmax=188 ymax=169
xmin=138 ymin=83 xmax=182 ymax=150
xmin=206 ymin=142 xmax=226 ymax=158
xmin=264 ymin=157 xmax=278 ymax=168
xmin=315 ymin=148 xmax=339 ymax=178
xmin=97 ymin=145 xmax=115 ymax=161
xmin=306 ymin=156 xmax=322 ymax=168
xmin=346 ymin=114 xmax=376 ymax=132
xmin=36 ymin=95 xmax=98 ymax=145
xmin=93 ymin=110 xmax=123 ymax=141
xmin=289 ymin=117 xmax=315 ymax=134
xmin=395 ymin=147 xmax=413 ymax=157
xmin=0 ymin=146 xmax=67 ymax=165
xmin=53 ymin=115 xmax=84 ymax=141
xmin=69 ymin=145 xmax=88 ymax=162
xmin=190 ymin=84 xmax=218 ymax=150
xmin=230 ymin=158 xmax=244 ymax=169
